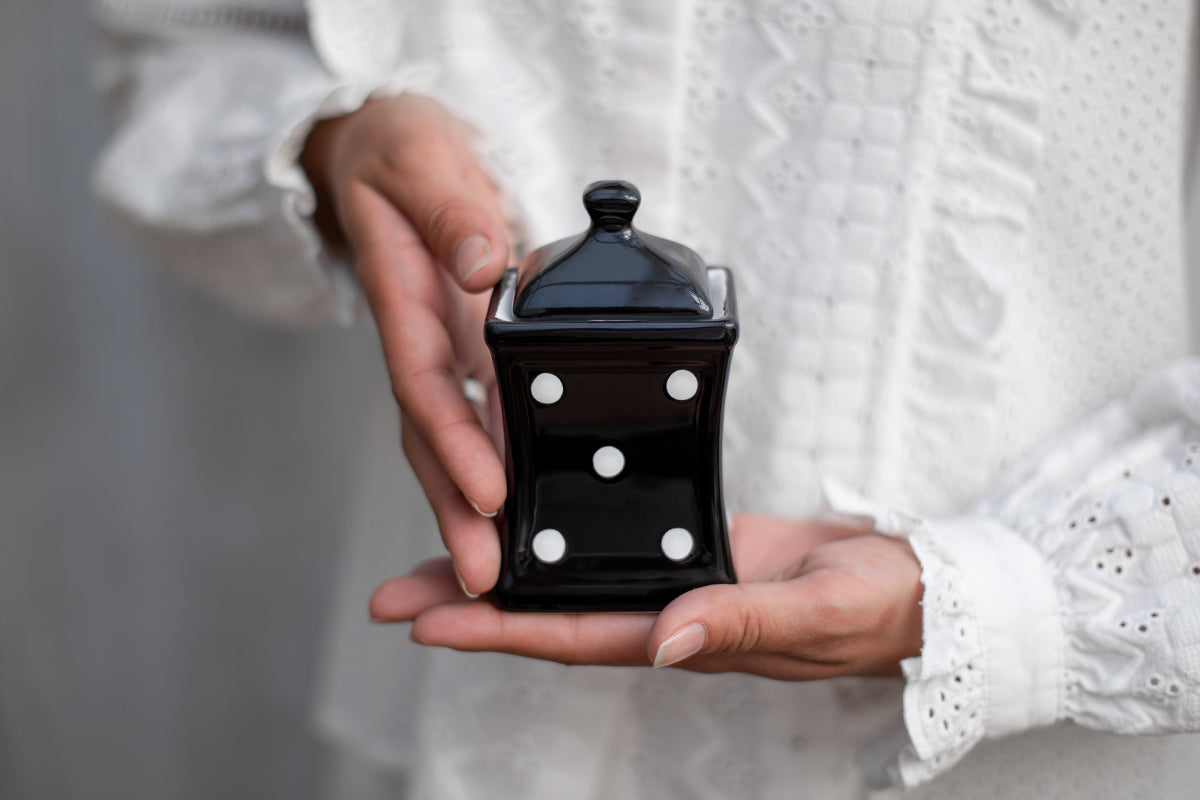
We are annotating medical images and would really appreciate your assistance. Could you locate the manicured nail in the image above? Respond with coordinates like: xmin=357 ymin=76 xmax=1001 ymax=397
xmin=653 ymin=622 xmax=707 ymax=668
xmin=455 ymin=235 xmax=492 ymax=283
xmin=467 ymin=497 xmax=499 ymax=518
xmin=453 ymin=562 xmax=480 ymax=599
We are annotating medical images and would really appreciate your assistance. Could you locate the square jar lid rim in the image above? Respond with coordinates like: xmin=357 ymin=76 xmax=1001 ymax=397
xmin=489 ymin=267 xmax=736 ymax=327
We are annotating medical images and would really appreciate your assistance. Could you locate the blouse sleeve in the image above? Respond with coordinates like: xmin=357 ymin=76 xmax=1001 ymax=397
xmin=89 ymin=0 xmax=430 ymax=324
xmin=893 ymin=359 xmax=1200 ymax=785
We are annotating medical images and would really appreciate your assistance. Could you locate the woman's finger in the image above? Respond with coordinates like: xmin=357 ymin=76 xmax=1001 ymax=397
xmin=347 ymin=186 xmax=507 ymax=515
xmin=647 ymin=577 xmax=852 ymax=669
xmin=410 ymin=602 xmax=656 ymax=667
xmin=363 ymin=98 xmax=511 ymax=293
xmin=369 ymin=571 xmax=471 ymax=622
xmin=401 ymin=412 xmax=502 ymax=594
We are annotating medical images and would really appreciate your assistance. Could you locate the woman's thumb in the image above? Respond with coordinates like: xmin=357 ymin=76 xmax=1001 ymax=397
xmin=648 ymin=582 xmax=824 ymax=668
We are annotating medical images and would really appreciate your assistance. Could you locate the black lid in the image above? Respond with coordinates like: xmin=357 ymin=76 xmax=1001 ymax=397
xmin=513 ymin=180 xmax=712 ymax=318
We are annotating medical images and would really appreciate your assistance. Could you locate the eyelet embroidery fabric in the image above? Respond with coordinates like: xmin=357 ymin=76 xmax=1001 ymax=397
xmin=91 ymin=0 xmax=1200 ymax=796
xmin=899 ymin=531 xmax=989 ymax=784
xmin=895 ymin=363 xmax=1200 ymax=784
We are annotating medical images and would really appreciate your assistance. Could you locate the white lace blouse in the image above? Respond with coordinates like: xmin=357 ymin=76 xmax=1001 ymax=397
xmin=92 ymin=0 xmax=1200 ymax=796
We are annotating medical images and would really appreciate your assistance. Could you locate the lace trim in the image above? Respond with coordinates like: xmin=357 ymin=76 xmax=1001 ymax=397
xmin=1033 ymin=420 xmax=1200 ymax=734
xmin=897 ymin=525 xmax=987 ymax=786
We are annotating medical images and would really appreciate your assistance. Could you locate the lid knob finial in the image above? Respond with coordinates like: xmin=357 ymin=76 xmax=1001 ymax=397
xmin=583 ymin=180 xmax=640 ymax=233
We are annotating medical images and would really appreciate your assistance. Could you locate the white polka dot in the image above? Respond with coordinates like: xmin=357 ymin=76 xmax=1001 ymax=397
xmin=666 ymin=369 xmax=699 ymax=401
xmin=532 ymin=528 xmax=566 ymax=563
xmin=531 ymin=373 xmax=563 ymax=405
xmin=661 ymin=528 xmax=694 ymax=561
xmin=592 ymin=446 xmax=625 ymax=479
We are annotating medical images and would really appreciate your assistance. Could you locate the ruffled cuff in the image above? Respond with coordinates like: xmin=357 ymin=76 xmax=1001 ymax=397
xmin=897 ymin=516 xmax=1065 ymax=786
xmin=264 ymin=67 xmax=436 ymax=323
xmin=93 ymin=20 xmax=440 ymax=326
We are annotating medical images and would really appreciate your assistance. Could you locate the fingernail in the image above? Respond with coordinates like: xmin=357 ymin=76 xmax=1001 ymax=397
xmin=653 ymin=622 xmax=707 ymax=668
xmin=467 ymin=497 xmax=499 ymax=518
xmin=453 ymin=562 xmax=480 ymax=599
xmin=455 ymin=235 xmax=492 ymax=283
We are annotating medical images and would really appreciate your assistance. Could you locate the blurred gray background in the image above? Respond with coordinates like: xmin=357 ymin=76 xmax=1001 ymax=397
xmin=3 ymin=3 xmax=1200 ymax=800
xmin=1 ymin=2 xmax=381 ymax=797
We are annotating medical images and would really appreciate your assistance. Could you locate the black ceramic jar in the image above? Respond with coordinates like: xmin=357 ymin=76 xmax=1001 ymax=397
xmin=484 ymin=180 xmax=738 ymax=611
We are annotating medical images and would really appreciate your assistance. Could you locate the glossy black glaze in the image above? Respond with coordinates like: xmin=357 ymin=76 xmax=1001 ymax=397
xmin=515 ymin=180 xmax=712 ymax=318
xmin=485 ymin=181 xmax=738 ymax=611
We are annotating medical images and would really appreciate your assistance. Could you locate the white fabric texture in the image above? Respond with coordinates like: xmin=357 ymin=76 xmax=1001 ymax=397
xmin=91 ymin=0 xmax=435 ymax=324
xmin=886 ymin=362 xmax=1200 ymax=782
xmin=91 ymin=0 xmax=1200 ymax=797
xmin=902 ymin=364 xmax=1200 ymax=775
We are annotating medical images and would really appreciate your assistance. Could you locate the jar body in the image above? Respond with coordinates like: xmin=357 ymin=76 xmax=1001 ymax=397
xmin=485 ymin=267 xmax=738 ymax=611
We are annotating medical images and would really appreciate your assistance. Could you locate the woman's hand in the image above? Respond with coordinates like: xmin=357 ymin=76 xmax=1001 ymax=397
xmin=369 ymin=515 xmax=925 ymax=680
xmin=302 ymin=95 xmax=509 ymax=596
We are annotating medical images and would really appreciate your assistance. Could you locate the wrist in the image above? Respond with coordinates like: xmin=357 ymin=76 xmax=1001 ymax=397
xmin=299 ymin=113 xmax=354 ymax=245
xmin=863 ymin=533 xmax=925 ymax=676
